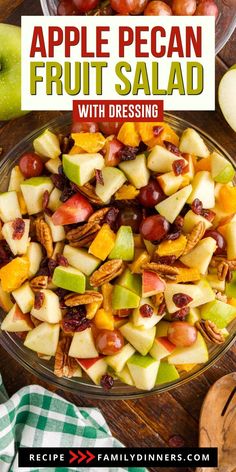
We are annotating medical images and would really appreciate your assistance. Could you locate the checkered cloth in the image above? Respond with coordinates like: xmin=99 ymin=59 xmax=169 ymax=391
xmin=0 ymin=375 xmax=146 ymax=472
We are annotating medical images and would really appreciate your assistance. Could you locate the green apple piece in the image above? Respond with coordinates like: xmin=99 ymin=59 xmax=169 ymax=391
xmin=1 ymin=304 xmax=33 ymax=332
xmin=44 ymin=213 xmax=65 ymax=242
xmin=186 ymin=307 xmax=201 ymax=325
xmin=112 ymin=285 xmax=140 ymax=310
xmin=164 ymin=283 xmax=202 ymax=313
xmin=119 ymin=154 xmax=150 ymax=189
xmin=0 ymin=24 xmax=29 ymax=120
xmin=95 ymin=167 xmax=126 ymax=203
xmin=106 ymin=343 xmax=135 ymax=372
xmin=116 ymin=366 xmax=134 ymax=386
xmin=2 ymin=219 xmax=30 ymax=255
xmin=0 ymin=282 xmax=13 ymax=312
xmin=194 ymin=279 xmax=216 ymax=306
xmin=226 ymin=271 xmax=236 ymax=298
xmin=183 ymin=210 xmax=212 ymax=233
xmin=0 ymin=191 xmax=21 ymax=222
xmin=63 ymin=245 xmax=100 ymax=276
xmin=26 ymin=242 xmax=43 ymax=278
xmin=8 ymin=166 xmax=24 ymax=192
xmin=69 ymin=328 xmax=98 ymax=358
xmin=20 ymin=177 xmax=53 ymax=215
xmin=78 ymin=357 xmax=107 ymax=385
xmin=120 ymin=322 xmax=156 ymax=356
xmin=206 ymin=273 xmax=225 ymax=292
xmin=45 ymin=157 xmax=62 ymax=174
xmin=48 ymin=187 xmax=62 ymax=212
xmin=63 ymin=153 xmax=104 ymax=187
xmin=52 ymin=265 xmax=86 ymax=294
xmin=117 ymin=268 xmax=141 ymax=296
xmin=12 ymin=282 xmax=34 ymax=314
xmin=187 ymin=171 xmax=215 ymax=209
xmin=109 ymin=226 xmax=134 ymax=261
xmin=33 ymin=129 xmax=61 ymax=160
xmin=149 ymin=336 xmax=176 ymax=361
xmin=201 ymin=299 xmax=236 ymax=329
xmin=225 ymin=222 xmax=236 ymax=259
xmin=218 ymin=68 xmax=236 ymax=132
xmin=211 ymin=152 xmax=235 ymax=184
xmin=155 ymin=320 xmax=170 ymax=337
xmin=127 ymin=354 xmax=160 ymax=391
xmin=31 ymin=289 xmax=62 ymax=323
xmin=168 ymin=332 xmax=209 ymax=365
xmin=155 ymin=185 xmax=192 ymax=224
xmin=179 ymin=128 xmax=210 ymax=158
xmin=180 ymin=237 xmax=217 ymax=275
xmin=132 ymin=298 xmax=163 ymax=329
xmin=147 ymin=145 xmax=187 ymax=173
xmin=24 ymin=322 xmax=60 ymax=356
xmin=155 ymin=361 xmax=180 ymax=385
xmin=157 ymin=171 xmax=187 ymax=196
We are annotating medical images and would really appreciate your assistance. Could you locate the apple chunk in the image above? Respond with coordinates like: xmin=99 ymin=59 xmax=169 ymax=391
xmin=187 ymin=171 xmax=215 ymax=209
xmin=0 ymin=191 xmax=21 ymax=223
xmin=63 ymin=245 xmax=100 ymax=276
xmin=12 ymin=282 xmax=35 ymax=314
xmin=180 ymin=237 xmax=217 ymax=275
xmin=31 ymin=289 xmax=62 ymax=323
xmin=179 ymin=128 xmax=210 ymax=158
xmin=201 ymin=299 xmax=236 ymax=329
xmin=112 ymin=285 xmax=140 ymax=310
xmin=24 ymin=322 xmax=60 ymax=356
xmin=147 ymin=145 xmax=187 ymax=173
xmin=63 ymin=153 xmax=104 ymax=186
xmin=2 ymin=219 xmax=30 ymax=255
xmin=106 ymin=343 xmax=135 ymax=372
xmin=119 ymin=154 xmax=150 ymax=189
xmin=127 ymin=354 xmax=160 ymax=390
xmin=77 ymin=356 xmax=107 ymax=384
xmin=109 ymin=225 xmax=134 ymax=261
xmin=132 ymin=298 xmax=163 ymax=329
xmin=52 ymin=193 xmax=93 ymax=226
xmin=211 ymin=152 xmax=235 ymax=184
xmin=168 ymin=332 xmax=209 ymax=365
xmin=150 ymin=336 xmax=176 ymax=361
xmin=218 ymin=68 xmax=236 ymax=132
xmin=120 ymin=322 xmax=156 ymax=356
xmin=26 ymin=242 xmax=43 ymax=278
xmin=20 ymin=177 xmax=53 ymax=215
xmin=1 ymin=304 xmax=33 ymax=332
xmin=155 ymin=185 xmax=192 ymax=223
xmin=155 ymin=361 xmax=180 ymax=385
xmin=52 ymin=266 xmax=86 ymax=294
xmin=33 ymin=129 xmax=61 ymax=160
xmin=69 ymin=328 xmax=98 ymax=358
xmin=142 ymin=270 xmax=166 ymax=297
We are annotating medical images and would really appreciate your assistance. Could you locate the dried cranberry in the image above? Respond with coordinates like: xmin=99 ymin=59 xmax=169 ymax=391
xmin=164 ymin=141 xmax=181 ymax=156
xmin=100 ymin=374 xmax=114 ymax=391
xmin=48 ymin=258 xmax=58 ymax=276
xmin=191 ymin=198 xmax=203 ymax=215
xmin=62 ymin=307 xmax=90 ymax=333
xmin=34 ymin=292 xmax=45 ymax=309
xmin=153 ymin=125 xmax=164 ymax=137
xmin=56 ymin=254 xmax=69 ymax=267
xmin=172 ymin=159 xmax=186 ymax=176
xmin=42 ymin=190 xmax=50 ymax=210
xmin=51 ymin=173 xmax=66 ymax=190
xmin=137 ymin=141 xmax=148 ymax=153
xmin=173 ymin=293 xmax=193 ymax=308
xmin=168 ymin=435 xmax=185 ymax=447
xmin=158 ymin=301 xmax=166 ymax=316
xmin=12 ymin=218 xmax=25 ymax=240
xmin=117 ymin=146 xmax=139 ymax=162
xmin=60 ymin=185 xmax=75 ymax=202
xmin=155 ymin=255 xmax=177 ymax=265
xmin=165 ymin=230 xmax=181 ymax=241
xmin=174 ymin=215 xmax=184 ymax=230
xmin=95 ymin=169 xmax=104 ymax=186
xmin=105 ymin=207 xmax=119 ymax=229
xmin=140 ymin=304 xmax=154 ymax=318
xmin=171 ymin=306 xmax=190 ymax=320
xmin=0 ymin=241 xmax=13 ymax=267
xmin=201 ymin=209 xmax=216 ymax=222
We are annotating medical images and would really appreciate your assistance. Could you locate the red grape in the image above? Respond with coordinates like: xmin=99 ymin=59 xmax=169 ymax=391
xmin=19 ymin=153 xmax=44 ymax=178
xmin=57 ymin=0 xmax=79 ymax=15
xmin=110 ymin=0 xmax=138 ymax=14
xmin=204 ymin=229 xmax=226 ymax=255
xmin=144 ymin=1 xmax=172 ymax=15
xmin=172 ymin=0 xmax=196 ymax=15
xmin=168 ymin=321 xmax=197 ymax=347
xmin=195 ymin=0 xmax=218 ymax=17
xmin=72 ymin=0 xmax=99 ymax=13
xmin=95 ymin=329 xmax=124 ymax=355
xmin=71 ymin=121 xmax=99 ymax=133
xmin=130 ymin=0 xmax=149 ymax=14
xmin=139 ymin=179 xmax=165 ymax=208
xmin=117 ymin=207 xmax=143 ymax=233
xmin=99 ymin=122 xmax=122 ymax=136
xmin=140 ymin=215 xmax=170 ymax=242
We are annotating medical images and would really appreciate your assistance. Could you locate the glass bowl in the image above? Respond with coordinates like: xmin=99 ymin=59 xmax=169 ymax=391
xmin=40 ymin=0 xmax=236 ymax=55
xmin=0 ymin=112 xmax=236 ymax=399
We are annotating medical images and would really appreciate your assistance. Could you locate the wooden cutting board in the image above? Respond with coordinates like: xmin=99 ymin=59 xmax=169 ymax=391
xmin=197 ymin=373 xmax=236 ymax=472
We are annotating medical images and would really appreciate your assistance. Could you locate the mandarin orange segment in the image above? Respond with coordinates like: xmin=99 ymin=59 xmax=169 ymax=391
xmin=117 ymin=122 xmax=140 ymax=147
xmin=94 ymin=308 xmax=114 ymax=330
xmin=136 ymin=122 xmax=179 ymax=148
xmin=71 ymin=132 xmax=106 ymax=153
xmin=218 ymin=185 xmax=236 ymax=213
xmin=0 ymin=257 xmax=29 ymax=292
xmin=194 ymin=156 xmax=211 ymax=172
xmin=69 ymin=145 xmax=85 ymax=155
xmin=89 ymin=224 xmax=116 ymax=260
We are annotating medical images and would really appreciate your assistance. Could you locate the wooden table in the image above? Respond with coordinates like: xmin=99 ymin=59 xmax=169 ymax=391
xmin=0 ymin=3 xmax=236 ymax=471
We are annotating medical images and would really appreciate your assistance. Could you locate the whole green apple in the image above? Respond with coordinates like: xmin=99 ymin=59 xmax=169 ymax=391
xmin=0 ymin=24 xmax=29 ymax=121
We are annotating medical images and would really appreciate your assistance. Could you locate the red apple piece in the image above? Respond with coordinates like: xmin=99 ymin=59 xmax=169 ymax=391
xmin=142 ymin=270 xmax=166 ymax=297
xmin=52 ymin=193 xmax=93 ymax=225
xmin=104 ymin=138 xmax=123 ymax=167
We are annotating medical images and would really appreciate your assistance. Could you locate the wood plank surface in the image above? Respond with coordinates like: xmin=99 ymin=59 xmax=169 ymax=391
xmin=0 ymin=3 xmax=236 ymax=471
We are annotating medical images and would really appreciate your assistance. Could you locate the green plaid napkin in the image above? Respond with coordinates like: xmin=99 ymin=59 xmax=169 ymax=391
xmin=0 ymin=375 xmax=146 ymax=472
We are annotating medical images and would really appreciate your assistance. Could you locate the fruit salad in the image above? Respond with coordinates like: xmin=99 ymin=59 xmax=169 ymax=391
xmin=0 ymin=120 xmax=236 ymax=392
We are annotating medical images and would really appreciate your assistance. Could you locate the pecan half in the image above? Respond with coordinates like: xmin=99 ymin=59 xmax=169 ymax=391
xmin=78 ymin=182 xmax=103 ymax=205
xmin=142 ymin=262 xmax=179 ymax=280
xmin=66 ymin=222 xmax=100 ymax=248
xmin=88 ymin=207 xmax=110 ymax=225
xmin=196 ymin=320 xmax=225 ymax=344
xmin=64 ymin=290 xmax=103 ymax=307
xmin=90 ymin=259 xmax=124 ymax=287
xmin=30 ymin=275 xmax=48 ymax=291
xmin=54 ymin=336 xmax=79 ymax=378
xmin=35 ymin=218 xmax=53 ymax=258
xmin=182 ymin=221 xmax=206 ymax=256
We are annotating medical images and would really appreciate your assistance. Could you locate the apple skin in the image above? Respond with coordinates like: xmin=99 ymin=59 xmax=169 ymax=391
xmin=0 ymin=24 xmax=29 ymax=121
xmin=52 ymin=193 xmax=93 ymax=226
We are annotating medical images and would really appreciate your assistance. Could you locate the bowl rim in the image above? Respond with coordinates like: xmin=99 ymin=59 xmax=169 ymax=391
xmin=0 ymin=111 xmax=236 ymax=399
